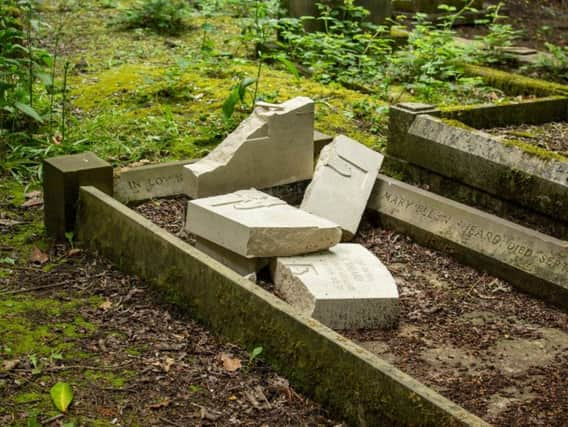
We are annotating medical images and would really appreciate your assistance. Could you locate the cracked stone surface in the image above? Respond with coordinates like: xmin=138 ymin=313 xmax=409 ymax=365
xmin=301 ymin=135 xmax=383 ymax=239
xmin=272 ymin=243 xmax=399 ymax=329
xmin=184 ymin=97 xmax=315 ymax=198
xmin=185 ymin=189 xmax=341 ymax=258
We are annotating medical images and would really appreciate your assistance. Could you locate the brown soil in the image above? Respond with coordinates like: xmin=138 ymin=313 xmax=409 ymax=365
xmin=482 ymin=121 xmax=568 ymax=157
xmin=1 ymin=205 xmax=342 ymax=425
xmin=457 ymin=0 xmax=568 ymax=51
xmin=134 ymin=197 xmax=568 ymax=427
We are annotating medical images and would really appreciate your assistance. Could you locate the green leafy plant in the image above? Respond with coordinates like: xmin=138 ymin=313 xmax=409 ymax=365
xmin=50 ymin=381 xmax=74 ymax=413
xmin=277 ymin=2 xmax=392 ymax=92
xmin=115 ymin=0 xmax=190 ymax=34
xmin=473 ymin=2 xmax=521 ymax=65
xmin=29 ymin=354 xmax=41 ymax=375
xmin=222 ymin=76 xmax=257 ymax=119
xmin=0 ymin=0 xmax=51 ymax=130
xmin=531 ymin=43 xmax=568 ymax=82
xmin=249 ymin=346 xmax=263 ymax=364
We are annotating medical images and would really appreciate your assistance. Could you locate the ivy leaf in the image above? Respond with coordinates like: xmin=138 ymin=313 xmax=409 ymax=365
xmin=50 ymin=382 xmax=74 ymax=413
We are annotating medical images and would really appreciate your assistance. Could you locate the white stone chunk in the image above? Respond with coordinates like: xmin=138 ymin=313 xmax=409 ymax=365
xmin=194 ymin=236 xmax=269 ymax=277
xmin=185 ymin=189 xmax=341 ymax=258
xmin=301 ymin=135 xmax=383 ymax=239
xmin=184 ymin=97 xmax=314 ymax=198
xmin=272 ymin=244 xmax=399 ymax=330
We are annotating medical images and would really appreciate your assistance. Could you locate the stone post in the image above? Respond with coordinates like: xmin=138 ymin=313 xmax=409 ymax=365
xmin=387 ymin=102 xmax=439 ymax=159
xmin=43 ymin=152 xmax=113 ymax=240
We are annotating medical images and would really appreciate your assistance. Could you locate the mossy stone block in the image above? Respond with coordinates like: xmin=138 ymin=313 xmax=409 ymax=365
xmin=43 ymin=152 xmax=112 ymax=240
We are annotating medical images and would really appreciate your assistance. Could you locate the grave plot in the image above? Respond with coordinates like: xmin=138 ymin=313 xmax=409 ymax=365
xmin=48 ymin=95 xmax=566 ymax=426
xmin=132 ymin=193 xmax=568 ymax=427
xmin=385 ymin=96 xmax=568 ymax=229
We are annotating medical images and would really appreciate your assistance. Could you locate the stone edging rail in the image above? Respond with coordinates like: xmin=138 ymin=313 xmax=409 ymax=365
xmin=387 ymin=99 xmax=568 ymax=222
xmin=76 ymin=185 xmax=487 ymax=427
xmin=368 ymin=175 xmax=568 ymax=311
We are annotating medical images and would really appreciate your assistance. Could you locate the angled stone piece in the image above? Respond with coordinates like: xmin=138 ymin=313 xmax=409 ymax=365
xmin=272 ymin=244 xmax=399 ymax=330
xmin=184 ymin=97 xmax=314 ymax=198
xmin=194 ymin=236 xmax=269 ymax=277
xmin=185 ymin=189 xmax=341 ymax=258
xmin=301 ymin=135 xmax=383 ymax=239
xmin=44 ymin=152 xmax=112 ymax=240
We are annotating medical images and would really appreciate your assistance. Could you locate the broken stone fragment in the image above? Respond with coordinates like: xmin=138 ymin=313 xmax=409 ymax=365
xmin=272 ymin=244 xmax=399 ymax=330
xmin=194 ymin=236 xmax=269 ymax=277
xmin=185 ymin=189 xmax=342 ymax=258
xmin=301 ymin=135 xmax=383 ymax=240
xmin=184 ymin=97 xmax=315 ymax=198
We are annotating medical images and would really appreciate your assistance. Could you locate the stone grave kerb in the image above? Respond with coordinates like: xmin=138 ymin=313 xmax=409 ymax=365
xmin=44 ymin=152 xmax=113 ymax=240
xmin=388 ymin=102 xmax=440 ymax=159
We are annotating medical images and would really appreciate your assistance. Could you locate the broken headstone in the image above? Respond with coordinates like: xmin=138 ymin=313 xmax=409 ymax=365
xmin=272 ymin=243 xmax=399 ymax=329
xmin=184 ymin=97 xmax=314 ymax=198
xmin=301 ymin=135 xmax=383 ymax=239
xmin=185 ymin=189 xmax=341 ymax=258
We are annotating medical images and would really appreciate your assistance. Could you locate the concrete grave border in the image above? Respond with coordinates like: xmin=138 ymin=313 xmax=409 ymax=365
xmin=387 ymin=97 xmax=568 ymax=222
xmin=76 ymin=185 xmax=487 ymax=427
xmin=368 ymin=175 xmax=568 ymax=311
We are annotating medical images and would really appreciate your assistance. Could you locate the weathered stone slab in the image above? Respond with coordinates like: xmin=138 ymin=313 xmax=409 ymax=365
xmin=392 ymin=113 xmax=568 ymax=221
xmin=114 ymin=160 xmax=192 ymax=202
xmin=439 ymin=97 xmax=568 ymax=128
xmin=43 ymin=152 xmax=112 ymax=240
xmin=194 ymin=236 xmax=269 ymax=277
xmin=301 ymin=135 xmax=383 ymax=239
xmin=184 ymin=97 xmax=314 ymax=198
xmin=113 ymin=131 xmax=331 ymax=203
xmin=272 ymin=244 xmax=399 ymax=330
xmin=185 ymin=189 xmax=341 ymax=258
xmin=368 ymin=175 xmax=568 ymax=309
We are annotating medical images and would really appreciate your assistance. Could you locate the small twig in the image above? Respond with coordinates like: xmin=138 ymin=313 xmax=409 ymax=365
xmin=159 ymin=417 xmax=182 ymax=427
xmin=0 ymin=281 xmax=71 ymax=296
xmin=40 ymin=413 xmax=64 ymax=425
xmin=44 ymin=361 xmax=133 ymax=373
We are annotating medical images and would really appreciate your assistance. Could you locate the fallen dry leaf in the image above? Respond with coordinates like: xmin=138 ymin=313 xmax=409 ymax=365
xmin=22 ymin=197 xmax=43 ymax=208
xmin=98 ymin=300 xmax=113 ymax=311
xmin=149 ymin=398 xmax=171 ymax=410
xmin=68 ymin=248 xmax=82 ymax=257
xmin=25 ymin=191 xmax=41 ymax=199
xmin=153 ymin=357 xmax=176 ymax=373
xmin=30 ymin=247 xmax=49 ymax=265
xmin=2 ymin=359 xmax=20 ymax=371
xmin=220 ymin=353 xmax=241 ymax=372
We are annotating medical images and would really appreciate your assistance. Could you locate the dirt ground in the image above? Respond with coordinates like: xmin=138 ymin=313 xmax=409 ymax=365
xmin=0 ymin=198 xmax=342 ymax=426
xmin=457 ymin=0 xmax=568 ymax=51
xmin=134 ymin=197 xmax=568 ymax=427
xmin=482 ymin=121 xmax=568 ymax=157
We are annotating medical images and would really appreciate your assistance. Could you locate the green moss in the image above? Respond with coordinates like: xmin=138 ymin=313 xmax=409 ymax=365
xmin=500 ymin=138 xmax=568 ymax=162
xmin=0 ymin=296 xmax=99 ymax=357
xmin=440 ymin=118 xmax=475 ymax=131
xmin=84 ymin=369 xmax=132 ymax=389
xmin=13 ymin=392 xmax=42 ymax=404
xmin=464 ymin=64 xmax=568 ymax=96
